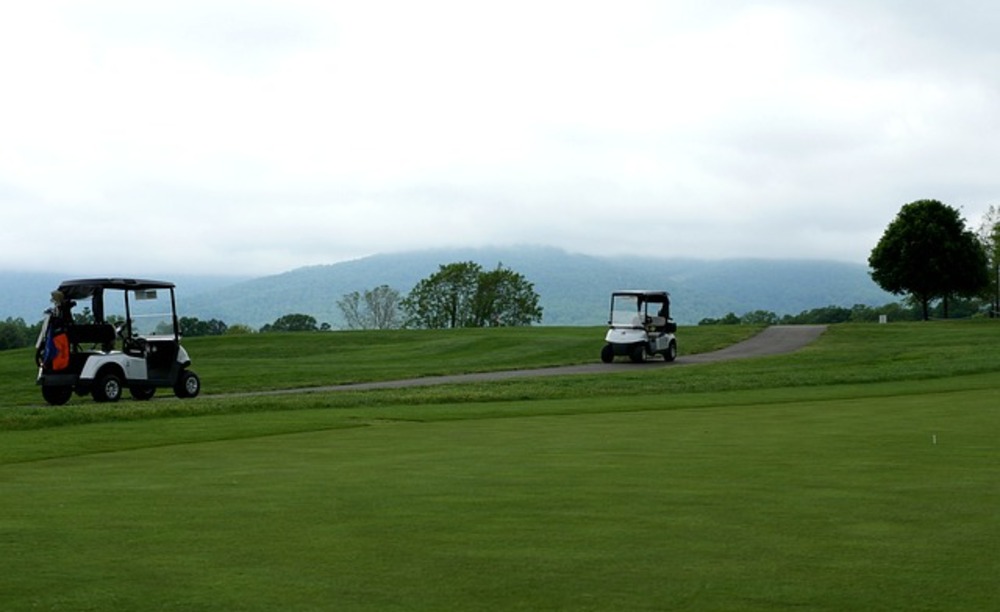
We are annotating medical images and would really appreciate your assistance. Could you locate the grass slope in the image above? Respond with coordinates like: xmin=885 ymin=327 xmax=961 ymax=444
xmin=1 ymin=322 xmax=998 ymax=611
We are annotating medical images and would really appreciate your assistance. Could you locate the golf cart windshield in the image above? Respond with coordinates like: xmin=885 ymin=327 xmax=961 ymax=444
xmin=125 ymin=289 xmax=176 ymax=338
xmin=610 ymin=294 xmax=643 ymax=327
xmin=609 ymin=291 xmax=671 ymax=328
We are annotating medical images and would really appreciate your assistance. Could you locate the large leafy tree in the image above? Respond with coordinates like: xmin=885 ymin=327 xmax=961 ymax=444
xmin=403 ymin=261 xmax=481 ymax=329
xmin=402 ymin=261 xmax=543 ymax=328
xmin=869 ymin=199 xmax=988 ymax=320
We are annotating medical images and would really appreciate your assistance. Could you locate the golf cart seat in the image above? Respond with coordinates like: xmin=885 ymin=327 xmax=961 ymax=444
xmin=68 ymin=323 xmax=116 ymax=351
xmin=647 ymin=316 xmax=677 ymax=333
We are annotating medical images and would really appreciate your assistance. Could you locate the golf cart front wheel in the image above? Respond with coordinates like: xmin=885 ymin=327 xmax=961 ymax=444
xmin=174 ymin=370 xmax=201 ymax=399
xmin=92 ymin=372 xmax=124 ymax=403
xmin=600 ymin=344 xmax=614 ymax=363
xmin=663 ymin=341 xmax=677 ymax=362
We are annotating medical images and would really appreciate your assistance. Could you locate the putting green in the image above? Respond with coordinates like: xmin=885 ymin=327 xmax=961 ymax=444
xmin=2 ymin=384 xmax=997 ymax=611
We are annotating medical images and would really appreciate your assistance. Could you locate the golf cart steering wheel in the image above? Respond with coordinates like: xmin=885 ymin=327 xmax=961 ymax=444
xmin=116 ymin=321 xmax=143 ymax=354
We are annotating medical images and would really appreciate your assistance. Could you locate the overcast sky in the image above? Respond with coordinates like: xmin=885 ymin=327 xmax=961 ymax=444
xmin=2 ymin=0 xmax=998 ymax=277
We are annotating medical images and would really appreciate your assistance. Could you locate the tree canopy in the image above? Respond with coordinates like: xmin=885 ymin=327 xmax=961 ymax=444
xmin=471 ymin=265 xmax=544 ymax=327
xmin=0 ymin=317 xmax=40 ymax=350
xmin=402 ymin=261 xmax=543 ymax=329
xmin=179 ymin=317 xmax=228 ymax=337
xmin=869 ymin=199 xmax=988 ymax=320
xmin=260 ymin=313 xmax=322 ymax=332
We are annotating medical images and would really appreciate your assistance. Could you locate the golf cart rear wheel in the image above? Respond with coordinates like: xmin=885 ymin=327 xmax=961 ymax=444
xmin=174 ymin=370 xmax=201 ymax=399
xmin=92 ymin=372 xmax=123 ymax=403
xmin=42 ymin=385 xmax=73 ymax=406
xmin=130 ymin=386 xmax=156 ymax=401
xmin=663 ymin=341 xmax=677 ymax=362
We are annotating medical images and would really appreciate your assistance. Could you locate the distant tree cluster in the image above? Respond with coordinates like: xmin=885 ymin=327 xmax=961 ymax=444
xmin=0 ymin=317 xmax=41 ymax=350
xmin=179 ymin=317 xmax=228 ymax=337
xmin=207 ymin=261 xmax=542 ymax=334
xmin=260 ymin=313 xmax=328 ymax=333
xmin=399 ymin=261 xmax=543 ymax=329
xmin=698 ymin=302 xmax=937 ymax=326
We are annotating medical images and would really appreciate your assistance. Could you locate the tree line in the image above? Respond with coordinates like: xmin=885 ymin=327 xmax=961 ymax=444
xmin=245 ymin=261 xmax=543 ymax=333
xmin=697 ymin=301 xmax=972 ymax=326
xmin=0 ymin=317 xmax=42 ymax=351
xmin=336 ymin=261 xmax=543 ymax=330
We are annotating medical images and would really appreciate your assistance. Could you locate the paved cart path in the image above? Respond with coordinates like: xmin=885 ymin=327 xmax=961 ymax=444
xmin=233 ymin=325 xmax=827 ymax=398
xmin=678 ymin=324 xmax=828 ymax=364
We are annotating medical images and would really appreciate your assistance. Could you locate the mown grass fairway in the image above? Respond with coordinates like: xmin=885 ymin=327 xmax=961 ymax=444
xmin=1 ymin=322 xmax=998 ymax=610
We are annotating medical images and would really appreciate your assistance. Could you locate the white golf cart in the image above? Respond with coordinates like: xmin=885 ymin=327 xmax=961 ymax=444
xmin=600 ymin=290 xmax=678 ymax=363
xmin=35 ymin=278 xmax=201 ymax=405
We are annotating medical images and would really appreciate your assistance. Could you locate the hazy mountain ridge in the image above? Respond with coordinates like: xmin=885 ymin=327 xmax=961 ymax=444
xmin=182 ymin=247 xmax=892 ymax=327
xmin=1 ymin=248 xmax=893 ymax=327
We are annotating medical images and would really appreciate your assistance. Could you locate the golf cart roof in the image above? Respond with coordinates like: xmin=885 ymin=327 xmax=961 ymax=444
xmin=57 ymin=278 xmax=175 ymax=300
xmin=613 ymin=290 xmax=670 ymax=300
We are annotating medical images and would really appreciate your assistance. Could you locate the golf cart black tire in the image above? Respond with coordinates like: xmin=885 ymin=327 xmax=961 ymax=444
xmin=92 ymin=372 xmax=124 ymax=403
xmin=664 ymin=341 xmax=677 ymax=362
xmin=130 ymin=386 xmax=156 ymax=401
xmin=174 ymin=370 xmax=201 ymax=399
xmin=601 ymin=344 xmax=614 ymax=363
xmin=42 ymin=385 xmax=73 ymax=406
xmin=629 ymin=345 xmax=646 ymax=363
